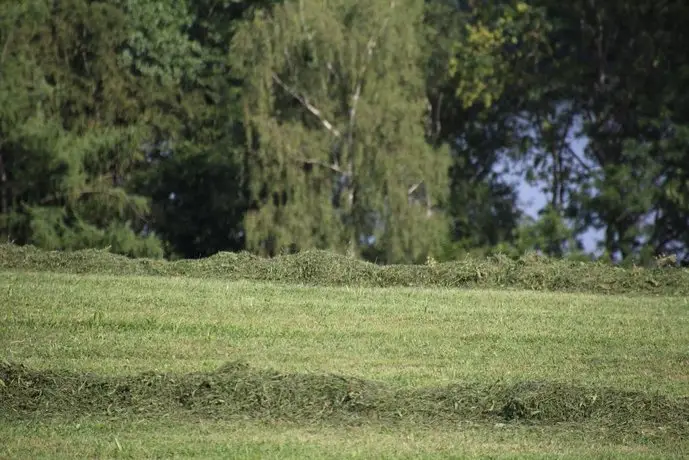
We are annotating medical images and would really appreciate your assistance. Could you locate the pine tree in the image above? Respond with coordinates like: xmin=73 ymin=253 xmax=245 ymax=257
xmin=0 ymin=0 xmax=187 ymax=257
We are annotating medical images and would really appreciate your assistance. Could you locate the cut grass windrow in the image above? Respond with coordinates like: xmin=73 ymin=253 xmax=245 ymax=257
xmin=2 ymin=361 xmax=688 ymax=435
xmin=2 ymin=244 xmax=689 ymax=295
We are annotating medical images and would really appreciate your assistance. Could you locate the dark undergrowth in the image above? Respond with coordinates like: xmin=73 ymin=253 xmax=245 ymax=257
xmin=2 ymin=244 xmax=689 ymax=295
xmin=2 ymin=361 xmax=687 ymax=435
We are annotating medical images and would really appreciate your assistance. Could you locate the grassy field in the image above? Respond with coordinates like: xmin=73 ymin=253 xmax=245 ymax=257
xmin=1 ymin=246 xmax=688 ymax=458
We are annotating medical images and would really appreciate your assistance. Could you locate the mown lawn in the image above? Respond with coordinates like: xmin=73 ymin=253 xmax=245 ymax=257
xmin=0 ymin=417 xmax=676 ymax=459
xmin=1 ymin=268 xmax=688 ymax=458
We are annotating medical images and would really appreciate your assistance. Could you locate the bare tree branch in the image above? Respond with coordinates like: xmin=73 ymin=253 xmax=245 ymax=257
xmin=408 ymin=181 xmax=423 ymax=195
xmin=564 ymin=144 xmax=593 ymax=172
xmin=407 ymin=181 xmax=434 ymax=217
xmin=296 ymin=158 xmax=345 ymax=174
xmin=272 ymin=74 xmax=341 ymax=138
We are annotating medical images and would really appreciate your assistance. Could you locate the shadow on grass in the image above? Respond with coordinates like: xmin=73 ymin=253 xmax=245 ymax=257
xmin=2 ymin=361 xmax=688 ymax=435
xmin=2 ymin=244 xmax=689 ymax=295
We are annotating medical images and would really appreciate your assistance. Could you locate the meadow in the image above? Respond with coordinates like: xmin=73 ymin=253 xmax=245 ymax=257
xmin=1 ymin=245 xmax=688 ymax=458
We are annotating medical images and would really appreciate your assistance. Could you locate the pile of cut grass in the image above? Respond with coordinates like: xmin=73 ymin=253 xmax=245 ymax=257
xmin=2 ymin=361 xmax=688 ymax=434
xmin=2 ymin=244 xmax=688 ymax=295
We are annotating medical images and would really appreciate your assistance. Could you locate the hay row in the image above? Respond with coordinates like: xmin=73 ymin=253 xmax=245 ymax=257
xmin=2 ymin=361 xmax=688 ymax=431
xmin=2 ymin=244 xmax=689 ymax=295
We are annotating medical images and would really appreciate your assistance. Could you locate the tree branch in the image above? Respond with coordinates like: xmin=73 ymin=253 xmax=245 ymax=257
xmin=434 ymin=92 xmax=443 ymax=140
xmin=296 ymin=158 xmax=345 ymax=174
xmin=272 ymin=74 xmax=341 ymax=138
xmin=407 ymin=181 xmax=434 ymax=216
xmin=408 ymin=181 xmax=423 ymax=195
xmin=564 ymin=143 xmax=593 ymax=173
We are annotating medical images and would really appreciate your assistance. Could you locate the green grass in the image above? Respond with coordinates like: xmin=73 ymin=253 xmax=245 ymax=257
xmin=1 ymin=247 xmax=688 ymax=458
xmin=0 ymin=417 xmax=680 ymax=459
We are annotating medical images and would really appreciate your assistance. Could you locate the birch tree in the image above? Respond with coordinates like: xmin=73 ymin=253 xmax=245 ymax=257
xmin=232 ymin=0 xmax=449 ymax=263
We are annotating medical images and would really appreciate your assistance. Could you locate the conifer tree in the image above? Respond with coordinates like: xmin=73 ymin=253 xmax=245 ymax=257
xmin=0 ymin=0 xmax=182 ymax=257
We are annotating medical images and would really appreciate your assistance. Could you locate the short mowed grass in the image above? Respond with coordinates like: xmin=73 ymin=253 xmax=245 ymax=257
xmin=1 ymin=245 xmax=688 ymax=458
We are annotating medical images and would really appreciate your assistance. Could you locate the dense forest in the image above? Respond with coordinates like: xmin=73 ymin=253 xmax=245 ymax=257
xmin=2 ymin=0 xmax=689 ymax=265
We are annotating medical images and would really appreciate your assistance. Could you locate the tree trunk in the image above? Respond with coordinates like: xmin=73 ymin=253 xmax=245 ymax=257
xmin=0 ymin=152 xmax=7 ymax=215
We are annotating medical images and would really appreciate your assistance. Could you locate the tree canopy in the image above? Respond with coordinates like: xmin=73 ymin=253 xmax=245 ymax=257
xmin=2 ymin=0 xmax=689 ymax=265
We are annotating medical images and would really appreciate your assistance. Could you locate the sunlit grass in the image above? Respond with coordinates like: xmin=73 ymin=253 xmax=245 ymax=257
xmin=1 ymin=268 xmax=688 ymax=458
xmin=1 ymin=417 xmax=680 ymax=459
xmin=2 ymin=271 xmax=688 ymax=393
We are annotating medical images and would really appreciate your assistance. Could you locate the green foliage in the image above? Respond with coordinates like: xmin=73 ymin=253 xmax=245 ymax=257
xmin=26 ymin=207 xmax=162 ymax=258
xmin=446 ymin=0 xmax=549 ymax=109
xmin=137 ymin=145 xmax=247 ymax=259
xmin=0 ymin=0 xmax=171 ymax=257
xmin=515 ymin=206 xmax=582 ymax=258
xmin=515 ymin=0 xmax=689 ymax=263
xmin=4 ymin=0 xmax=689 ymax=264
xmin=422 ymin=1 xmax=552 ymax=260
xmin=232 ymin=0 xmax=450 ymax=263
xmin=130 ymin=0 xmax=252 ymax=259
xmin=115 ymin=0 xmax=204 ymax=85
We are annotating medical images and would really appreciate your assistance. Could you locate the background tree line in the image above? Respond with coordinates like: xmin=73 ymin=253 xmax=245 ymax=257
xmin=2 ymin=0 xmax=689 ymax=265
